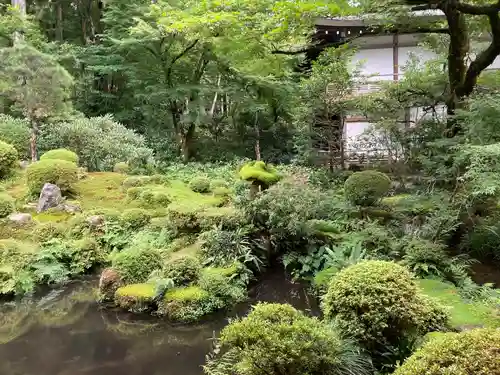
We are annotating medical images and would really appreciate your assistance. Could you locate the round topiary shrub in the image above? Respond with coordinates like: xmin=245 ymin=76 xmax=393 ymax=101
xmin=120 ymin=208 xmax=152 ymax=229
xmin=0 ymin=140 xmax=18 ymax=179
xmin=189 ymin=177 xmax=211 ymax=193
xmin=239 ymin=160 xmax=281 ymax=188
xmin=322 ymin=260 xmax=449 ymax=355
xmin=40 ymin=148 xmax=79 ymax=165
xmin=111 ymin=247 xmax=162 ymax=283
xmin=394 ymin=329 xmax=500 ymax=375
xmin=164 ymin=256 xmax=202 ymax=286
xmin=113 ymin=162 xmax=129 ymax=174
xmin=0 ymin=193 xmax=15 ymax=218
xmin=344 ymin=170 xmax=391 ymax=206
xmin=26 ymin=159 xmax=78 ymax=195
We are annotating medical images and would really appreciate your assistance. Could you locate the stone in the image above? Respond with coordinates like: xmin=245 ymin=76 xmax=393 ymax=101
xmin=54 ymin=203 xmax=82 ymax=214
xmin=87 ymin=215 xmax=105 ymax=227
xmin=8 ymin=212 xmax=32 ymax=225
xmin=99 ymin=268 xmax=123 ymax=302
xmin=36 ymin=183 xmax=63 ymax=213
xmin=22 ymin=202 xmax=38 ymax=212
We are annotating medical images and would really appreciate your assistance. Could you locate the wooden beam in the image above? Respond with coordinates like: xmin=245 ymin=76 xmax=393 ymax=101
xmin=393 ymin=33 xmax=399 ymax=81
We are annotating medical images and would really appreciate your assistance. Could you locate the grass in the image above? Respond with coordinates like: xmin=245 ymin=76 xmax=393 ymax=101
xmin=418 ymin=279 xmax=500 ymax=329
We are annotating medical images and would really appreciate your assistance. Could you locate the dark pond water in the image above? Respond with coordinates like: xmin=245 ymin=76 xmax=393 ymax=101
xmin=0 ymin=270 xmax=318 ymax=375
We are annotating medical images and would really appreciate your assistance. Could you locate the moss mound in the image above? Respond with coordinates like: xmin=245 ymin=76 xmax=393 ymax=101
xmin=120 ymin=208 xmax=152 ymax=229
xmin=394 ymin=329 xmax=500 ymax=375
xmin=40 ymin=148 xmax=79 ymax=165
xmin=0 ymin=140 xmax=18 ymax=179
xmin=344 ymin=170 xmax=391 ymax=206
xmin=238 ymin=160 xmax=281 ymax=186
xmin=26 ymin=159 xmax=78 ymax=195
xmin=188 ymin=177 xmax=211 ymax=193
xmin=0 ymin=193 xmax=15 ymax=218
xmin=115 ymin=283 xmax=157 ymax=312
xmin=322 ymin=260 xmax=449 ymax=351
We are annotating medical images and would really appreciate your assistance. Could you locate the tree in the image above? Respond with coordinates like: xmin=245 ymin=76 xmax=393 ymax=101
xmin=0 ymin=43 xmax=73 ymax=160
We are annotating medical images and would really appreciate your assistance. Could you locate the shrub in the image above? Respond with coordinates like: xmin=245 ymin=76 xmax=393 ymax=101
xmin=238 ymin=160 xmax=281 ymax=186
xmin=32 ymin=222 xmax=66 ymax=242
xmin=344 ymin=170 xmax=391 ymax=206
xmin=0 ymin=114 xmax=30 ymax=159
xmin=211 ymin=179 xmax=229 ymax=190
xmin=322 ymin=261 xmax=449 ymax=365
xmin=38 ymin=115 xmax=154 ymax=172
xmin=198 ymin=267 xmax=246 ymax=304
xmin=204 ymin=303 xmax=372 ymax=375
xmin=0 ymin=193 xmax=15 ymax=218
xmin=113 ymin=162 xmax=129 ymax=174
xmin=138 ymin=188 xmax=171 ymax=207
xmin=0 ymin=140 xmax=18 ymax=178
xmin=26 ymin=159 xmax=78 ymax=195
xmin=189 ymin=177 xmax=211 ymax=193
xmin=164 ymin=256 xmax=201 ymax=285
xmin=394 ymin=329 xmax=500 ymax=375
xmin=111 ymin=247 xmax=162 ymax=283
xmin=212 ymin=186 xmax=231 ymax=198
xmin=68 ymin=237 xmax=105 ymax=274
xmin=122 ymin=176 xmax=150 ymax=190
xmin=40 ymin=148 xmax=79 ymax=165
xmin=120 ymin=209 xmax=152 ymax=229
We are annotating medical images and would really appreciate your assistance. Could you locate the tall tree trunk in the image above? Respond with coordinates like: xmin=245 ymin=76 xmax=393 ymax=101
xmin=30 ymin=120 xmax=38 ymax=162
xmin=179 ymin=123 xmax=195 ymax=163
xmin=254 ymin=112 xmax=261 ymax=161
xmin=56 ymin=1 xmax=64 ymax=41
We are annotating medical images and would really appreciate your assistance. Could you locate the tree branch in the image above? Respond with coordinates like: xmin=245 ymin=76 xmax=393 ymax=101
xmin=456 ymin=0 xmax=500 ymax=15
xmin=171 ymin=38 xmax=199 ymax=65
xmin=458 ymin=11 xmax=500 ymax=96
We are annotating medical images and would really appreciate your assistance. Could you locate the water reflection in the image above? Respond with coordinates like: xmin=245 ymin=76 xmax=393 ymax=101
xmin=0 ymin=270 xmax=318 ymax=375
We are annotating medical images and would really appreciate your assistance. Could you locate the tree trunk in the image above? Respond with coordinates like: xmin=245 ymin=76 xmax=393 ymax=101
xmin=56 ymin=1 xmax=64 ymax=41
xmin=254 ymin=112 xmax=261 ymax=161
xmin=179 ymin=123 xmax=195 ymax=163
xmin=30 ymin=121 xmax=38 ymax=162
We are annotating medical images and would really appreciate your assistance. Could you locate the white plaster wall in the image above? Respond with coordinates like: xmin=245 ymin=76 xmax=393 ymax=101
xmin=398 ymin=46 xmax=437 ymax=74
xmin=350 ymin=48 xmax=394 ymax=80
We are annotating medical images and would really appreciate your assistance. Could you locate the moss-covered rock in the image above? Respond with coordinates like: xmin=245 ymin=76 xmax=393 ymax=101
xmin=0 ymin=193 xmax=15 ymax=218
xmin=40 ymin=148 xmax=79 ymax=165
xmin=394 ymin=328 xmax=500 ymax=375
xmin=0 ymin=140 xmax=18 ymax=179
xmin=98 ymin=268 xmax=123 ymax=301
xmin=158 ymin=286 xmax=210 ymax=321
xmin=188 ymin=177 xmax=211 ymax=193
xmin=26 ymin=159 xmax=78 ymax=195
xmin=115 ymin=283 xmax=157 ymax=312
xmin=344 ymin=170 xmax=391 ymax=206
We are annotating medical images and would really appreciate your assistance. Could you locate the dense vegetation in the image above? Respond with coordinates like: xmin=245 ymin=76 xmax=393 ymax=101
xmin=1 ymin=0 xmax=500 ymax=374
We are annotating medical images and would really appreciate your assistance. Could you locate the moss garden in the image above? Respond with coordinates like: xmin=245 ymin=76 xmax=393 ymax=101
xmin=0 ymin=144 xmax=499 ymax=374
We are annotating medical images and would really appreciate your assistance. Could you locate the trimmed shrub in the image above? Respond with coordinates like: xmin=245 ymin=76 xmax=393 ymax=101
xmin=32 ymin=222 xmax=66 ymax=242
xmin=0 ymin=193 xmax=15 ymax=218
xmin=40 ymin=148 xmax=79 ymax=165
xmin=164 ymin=256 xmax=201 ymax=286
xmin=122 ymin=176 xmax=150 ymax=190
xmin=205 ymin=303 xmax=372 ymax=375
xmin=120 ymin=209 xmax=152 ymax=229
xmin=0 ymin=140 xmax=18 ymax=178
xmin=189 ymin=177 xmax=211 ymax=193
xmin=113 ymin=162 xmax=129 ymax=174
xmin=238 ymin=160 xmax=281 ymax=186
xmin=138 ymin=188 xmax=171 ymax=207
xmin=26 ymin=159 xmax=78 ymax=195
xmin=0 ymin=114 xmax=30 ymax=159
xmin=111 ymin=247 xmax=162 ymax=283
xmin=394 ymin=329 xmax=500 ymax=375
xmin=211 ymin=179 xmax=229 ymax=190
xmin=323 ymin=261 xmax=449 ymax=358
xmin=344 ymin=170 xmax=391 ymax=206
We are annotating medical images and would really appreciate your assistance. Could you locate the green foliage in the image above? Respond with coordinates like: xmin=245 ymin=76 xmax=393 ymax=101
xmin=40 ymin=148 xmax=79 ymax=165
xmin=198 ymin=267 xmax=247 ymax=304
xmin=0 ymin=240 xmax=37 ymax=295
xmin=0 ymin=140 xmax=18 ymax=179
xmin=323 ymin=261 xmax=449 ymax=367
xmin=38 ymin=115 xmax=154 ymax=172
xmin=394 ymin=329 xmax=500 ymax=375
xmin=344 ymin=170 xmax=391 ymax=206
xmin=204 ymin=303 xmax=372 ymax=375
xmin=111 ymin=247 xmax=163 ymax=283
xmin=120 ymin=209 xmax=152 ymax=229
xmin=159 ymin=285 xmax=211 ymax=321
xmin=26 ymin=159 xmax=78 ymax=195
xmin=238 ymin=161 xmax=281 ymax=186
xmin=31 ymin=222 xmax=66 ymax=242
xmin=0 ymin=193 xmax=15 ymax=218
xmin=189 ymin=177 xmax=211 ymax=193
xmin=164 ymin=256 xmax=202 ymax=286
xmin=113 ymin=162 xmax=130 ymax=174
xmin=0 ymin=115 xmax=30 ymax=160
xmin=122 ymin=176 xmax=151 ymax=189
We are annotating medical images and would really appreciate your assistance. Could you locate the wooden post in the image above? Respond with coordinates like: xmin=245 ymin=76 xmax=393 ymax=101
xmin=393 ymin=33 xmax=399 ymax=81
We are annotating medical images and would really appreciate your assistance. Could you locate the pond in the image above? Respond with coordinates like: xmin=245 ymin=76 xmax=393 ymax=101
xmin=0 ymin=269 xmax=318 ymax=375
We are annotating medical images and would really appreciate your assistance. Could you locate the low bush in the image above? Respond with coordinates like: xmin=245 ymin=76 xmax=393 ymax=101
xmin=32 ymin=222 xmax=66 ymax=242
xmin=111 ymin=247 xmax=162 ymax=283
xmin=164 ymin=256 xmax=202 ymax=286
xmin=344 ymin=170 xmax=391 ymax=206
xmin=210 ymin=179 xmax=229 ymax=190
xmin=394 ymin=329 xmax=500 ymax=375
xmin=113 ymin=162 xmax=129 ymax=174
xmin=40 ymin=148 xmax=79 ymax=165
xmin=198 ymin=267 xmax=246 ymax=304
xmin=189 ymin=177 xmax=211 ymax=193
xmin=68 ymin=237 xmax=105 ymax=274
xmin=204 ymin=303 xmax=372 ymax=375
xmin=0 ymin=140 xmax=18 ymax=178
xmin=122 ymin=176 xmax=151 ymax=189
xmin=120 ymin=209 xmax=152 ymax=229
xmin=0 ymin=114 xmax=30 ymax=159
xmin=138 ymin=188 xmax=171 ymax=208
xmin=26 ymin=159 xmax=78 ymax=195
xmin=0 ymin=193 xmax=15 ymax=218
xmin=322 ymin=260 xmax=449 ymax=367
xmin=238 ymin=160 xmax=281 ymax=186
